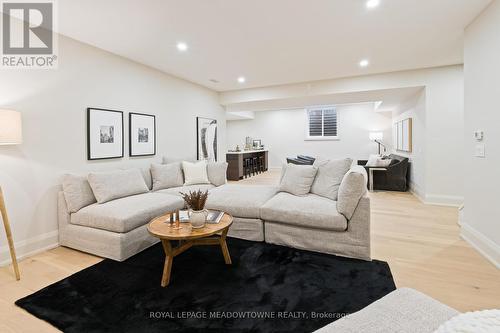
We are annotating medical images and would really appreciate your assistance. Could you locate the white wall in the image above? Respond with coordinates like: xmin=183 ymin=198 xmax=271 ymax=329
xmin=462 ymin=0 xmax=500 ymax=268
xmin=392 ymin=90 xmax=427 ymax=199
xmin=227 ymin=103 xmax=392 ymax=168
xmin=221 ymin=66 xmax=464 ymax=205
xmin=0 ymin=35 xmax=225 ymax=264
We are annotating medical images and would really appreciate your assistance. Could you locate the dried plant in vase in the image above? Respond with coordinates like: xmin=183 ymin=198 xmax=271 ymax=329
xmin=180 ymin=190 xmax=209 ymax=229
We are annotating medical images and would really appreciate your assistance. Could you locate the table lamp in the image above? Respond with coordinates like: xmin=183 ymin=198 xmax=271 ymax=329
xmin=0 ymin=109 xmax=22 ymax=280
xmin=369 ymin=131 xmax=386 ymax=155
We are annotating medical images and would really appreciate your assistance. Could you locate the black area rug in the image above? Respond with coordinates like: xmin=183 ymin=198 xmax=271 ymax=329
xmin=16 ymin=239 xmax=395 ymax=333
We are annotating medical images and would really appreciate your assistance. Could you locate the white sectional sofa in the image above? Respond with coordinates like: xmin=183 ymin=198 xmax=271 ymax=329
xmin=58 ymin=159 xmax=370 ymax=261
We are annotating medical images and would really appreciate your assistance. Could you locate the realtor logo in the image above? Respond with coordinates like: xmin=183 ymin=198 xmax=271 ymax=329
xmin=1 ymin=0 xmax=58 ymax=68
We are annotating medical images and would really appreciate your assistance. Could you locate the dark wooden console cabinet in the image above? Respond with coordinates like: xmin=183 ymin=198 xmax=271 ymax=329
xmin=226 ymin=150 xmax=268 ymax=181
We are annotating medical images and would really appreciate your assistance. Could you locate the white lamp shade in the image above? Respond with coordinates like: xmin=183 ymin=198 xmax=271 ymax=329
xmin=0 ymin=110 xmax=23 ymax=145
xmin=369 ymin=131 xmax=383 ymax=141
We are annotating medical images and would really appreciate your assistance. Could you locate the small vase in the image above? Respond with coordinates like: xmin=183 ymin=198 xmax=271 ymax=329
xmin=189 ymin=209 xmax=207 ymax=229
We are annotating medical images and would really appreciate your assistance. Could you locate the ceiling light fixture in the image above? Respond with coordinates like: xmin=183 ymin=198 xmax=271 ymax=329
xmin=176 ymin=42 xmax=188 ymax=52
xmin=366 ymin=0 xmax=380 ymax=9
xmin=359 ymin=59 xmax=370 ymax=68
xmin=237 ymin=76 xmax=246 ymax=83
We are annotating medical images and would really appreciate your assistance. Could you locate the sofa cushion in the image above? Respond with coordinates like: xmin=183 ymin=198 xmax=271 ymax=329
xmin=151 ymin=162 xmax=184 ymax=191
xmin=156 ymin=184 xmax=215 ymax=198
xmin=206 ymin=184 xmax=278 ymax=219
xmin=310 ymin=158 xmax=352 ymax=200
xmin=207 ymin=161 xmax=228 ymax=186
xmin=337 ymin=166 xmax=368 ymax=220
xmin=279 ymin=164 xmax=318 ymax=196
xmin=314 ymin=288 xmax=459 ymax=333
xmin=182 ymin=160 xmax=210 ymax=185
xmin=88 ymin=169 xmax=149 ymax=204
xmin=261 ymin=192 xmax=347 ymax=231
xmin=70 ymin=192 xmax=184 ymax=233
xmin=62 ymin=174 xmax=97 ymax=213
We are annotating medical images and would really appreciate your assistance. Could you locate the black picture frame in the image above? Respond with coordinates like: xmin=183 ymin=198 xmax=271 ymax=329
xmin=87 ymin=107 xmax=124 ymax=160
xmin=253 ymin=139 xmax=262 ymax=148
xmin=196 ymin=117 xmax=218 ymax=162
xmin=129 ymin=112 xmax=156 ymax=157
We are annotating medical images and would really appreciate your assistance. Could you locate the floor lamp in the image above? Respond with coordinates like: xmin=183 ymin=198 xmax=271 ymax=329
xmin=0 ymin=110 xmax=22 ymax=280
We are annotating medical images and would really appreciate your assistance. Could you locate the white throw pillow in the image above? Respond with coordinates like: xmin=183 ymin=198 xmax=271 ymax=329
xmin=310 ymin=158 xmax=353 ymax=200
xmin=207 ymin=162 xmax=228 ymax=186
xmin=62 ymin=174 xmax=97 ymax=213
xmin=87 ymin=169 xmax=149 ymax=204
xmin=366 ymin=154 xmax=392 ymax=167
xmin=151 ymin=163 xmax=184 ymax=191
xmin=182 ymin=161 xmax=210 ymax=185
xmin=279 ymin=164 xmax=318 ymax=196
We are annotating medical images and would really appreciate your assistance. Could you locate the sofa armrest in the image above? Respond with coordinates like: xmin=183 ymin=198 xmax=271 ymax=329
xmin=58 ymin=191 xmax=70 ymax=228
xmin=338 ymin=166 xmax=368 ymax=220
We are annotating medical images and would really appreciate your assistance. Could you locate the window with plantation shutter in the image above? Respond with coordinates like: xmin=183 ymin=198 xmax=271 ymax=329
xmin=305 ymin=106 xmax=338 ymax=140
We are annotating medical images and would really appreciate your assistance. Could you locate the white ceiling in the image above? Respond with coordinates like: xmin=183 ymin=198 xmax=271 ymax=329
xmin=55 ymin=0 xmax=490 ymax=91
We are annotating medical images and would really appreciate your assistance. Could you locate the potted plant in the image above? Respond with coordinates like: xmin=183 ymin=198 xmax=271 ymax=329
xmin=180 ymin=190 xmax=209 ymax=229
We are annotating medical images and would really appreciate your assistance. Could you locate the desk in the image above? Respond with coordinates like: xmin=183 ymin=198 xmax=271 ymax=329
xmin=367 ymin=167 xmax=387 ymax=192
xmin=226 ymin=150 xmax=268 ymax=180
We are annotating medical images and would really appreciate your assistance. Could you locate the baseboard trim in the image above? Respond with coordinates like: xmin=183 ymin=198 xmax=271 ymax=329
xmin=409 ymin=183 xmax=463 ymax=207
xmin=408 ymin=181 xmax=425 ymax=203
xmin=460 ymin=222 xmax=500 ymax=269
xmin=424 ymin=194 xmax=463 ymax=207
xmin=0 ymin=230 xmax=59 ymax=266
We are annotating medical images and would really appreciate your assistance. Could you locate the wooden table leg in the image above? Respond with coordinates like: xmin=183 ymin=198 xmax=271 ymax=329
xmin=0 ymin=186 xmax=20 ymax=281
xmin=161 ymin=240 xmax=173 ymax=287
xmin=219 ymin=227 xmax=232 ymax=265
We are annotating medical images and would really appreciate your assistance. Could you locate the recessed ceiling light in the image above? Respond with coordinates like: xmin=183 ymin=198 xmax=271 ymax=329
xmin=237 ymin=76 xmax=246 ymax=83
xmin=176 ymin=42 xmax=188 ymax=52
xmin=359 ymin=59 xmax=370 ymax=68
xmin=366 ymin=0 xmax=380 ymax=9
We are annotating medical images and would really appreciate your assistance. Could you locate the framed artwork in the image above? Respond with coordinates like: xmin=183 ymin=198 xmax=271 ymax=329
xmin=129 ymin=112 xmax=156 ymax=157
xmin=393 ymin=117 xmax=412 ymax=152
xmin=87 ymin=108 xmax=124 ymax=160
xmin=253 ymin=139 xmax=261 ymax=148
xmin=196 ymin=117 xmax=217 ymax=162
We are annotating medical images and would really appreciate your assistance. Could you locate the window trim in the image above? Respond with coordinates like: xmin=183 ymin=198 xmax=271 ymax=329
xmin=304 ymin=106 xmax=340 ymax=141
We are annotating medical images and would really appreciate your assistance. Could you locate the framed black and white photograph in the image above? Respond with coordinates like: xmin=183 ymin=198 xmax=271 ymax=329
xmin=196 ymin=117 xmax=217 ymax=162
xmin=129 ymin=112 xmax=156 ymax=157
xmin=87 ymin=108 xmax=124 ymax=160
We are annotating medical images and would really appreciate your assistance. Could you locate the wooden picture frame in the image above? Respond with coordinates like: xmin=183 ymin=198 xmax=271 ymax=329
xmin=129 ymin=112 xmax=156 ymax=157
xmin=394 ymin=118 xmax=412 ymax=152
xmin=87 ymin=108 xmax=124 ymax=160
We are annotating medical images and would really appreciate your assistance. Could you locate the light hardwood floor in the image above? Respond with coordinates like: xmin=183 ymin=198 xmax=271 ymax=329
xmin=1 ymin=169 xmax=499 ymax=332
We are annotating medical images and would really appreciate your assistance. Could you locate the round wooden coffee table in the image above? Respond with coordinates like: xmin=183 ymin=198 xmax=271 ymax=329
xmin=147 ymin=212 xmax=233 ymax=287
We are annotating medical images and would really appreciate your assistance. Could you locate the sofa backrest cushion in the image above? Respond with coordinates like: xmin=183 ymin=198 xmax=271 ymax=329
xmin=88 ymin=169 xmax=149 ymax=203
xmin=151 ymin=162 xmax=184 ymax=191
xmin=62 ymin=174 xmax=97 ymax=213
xmin=310 ymin=158 xmax=352 ymax=200
xmin=337 ymin=166 xmax=368 ymax=220
xmin=207 ymin=161 xmax=228 ymax=186
xmin=279 ymin=164 xmax=318 ymax=196
xmin=182 ymin=160 xmax=211 ymax=186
